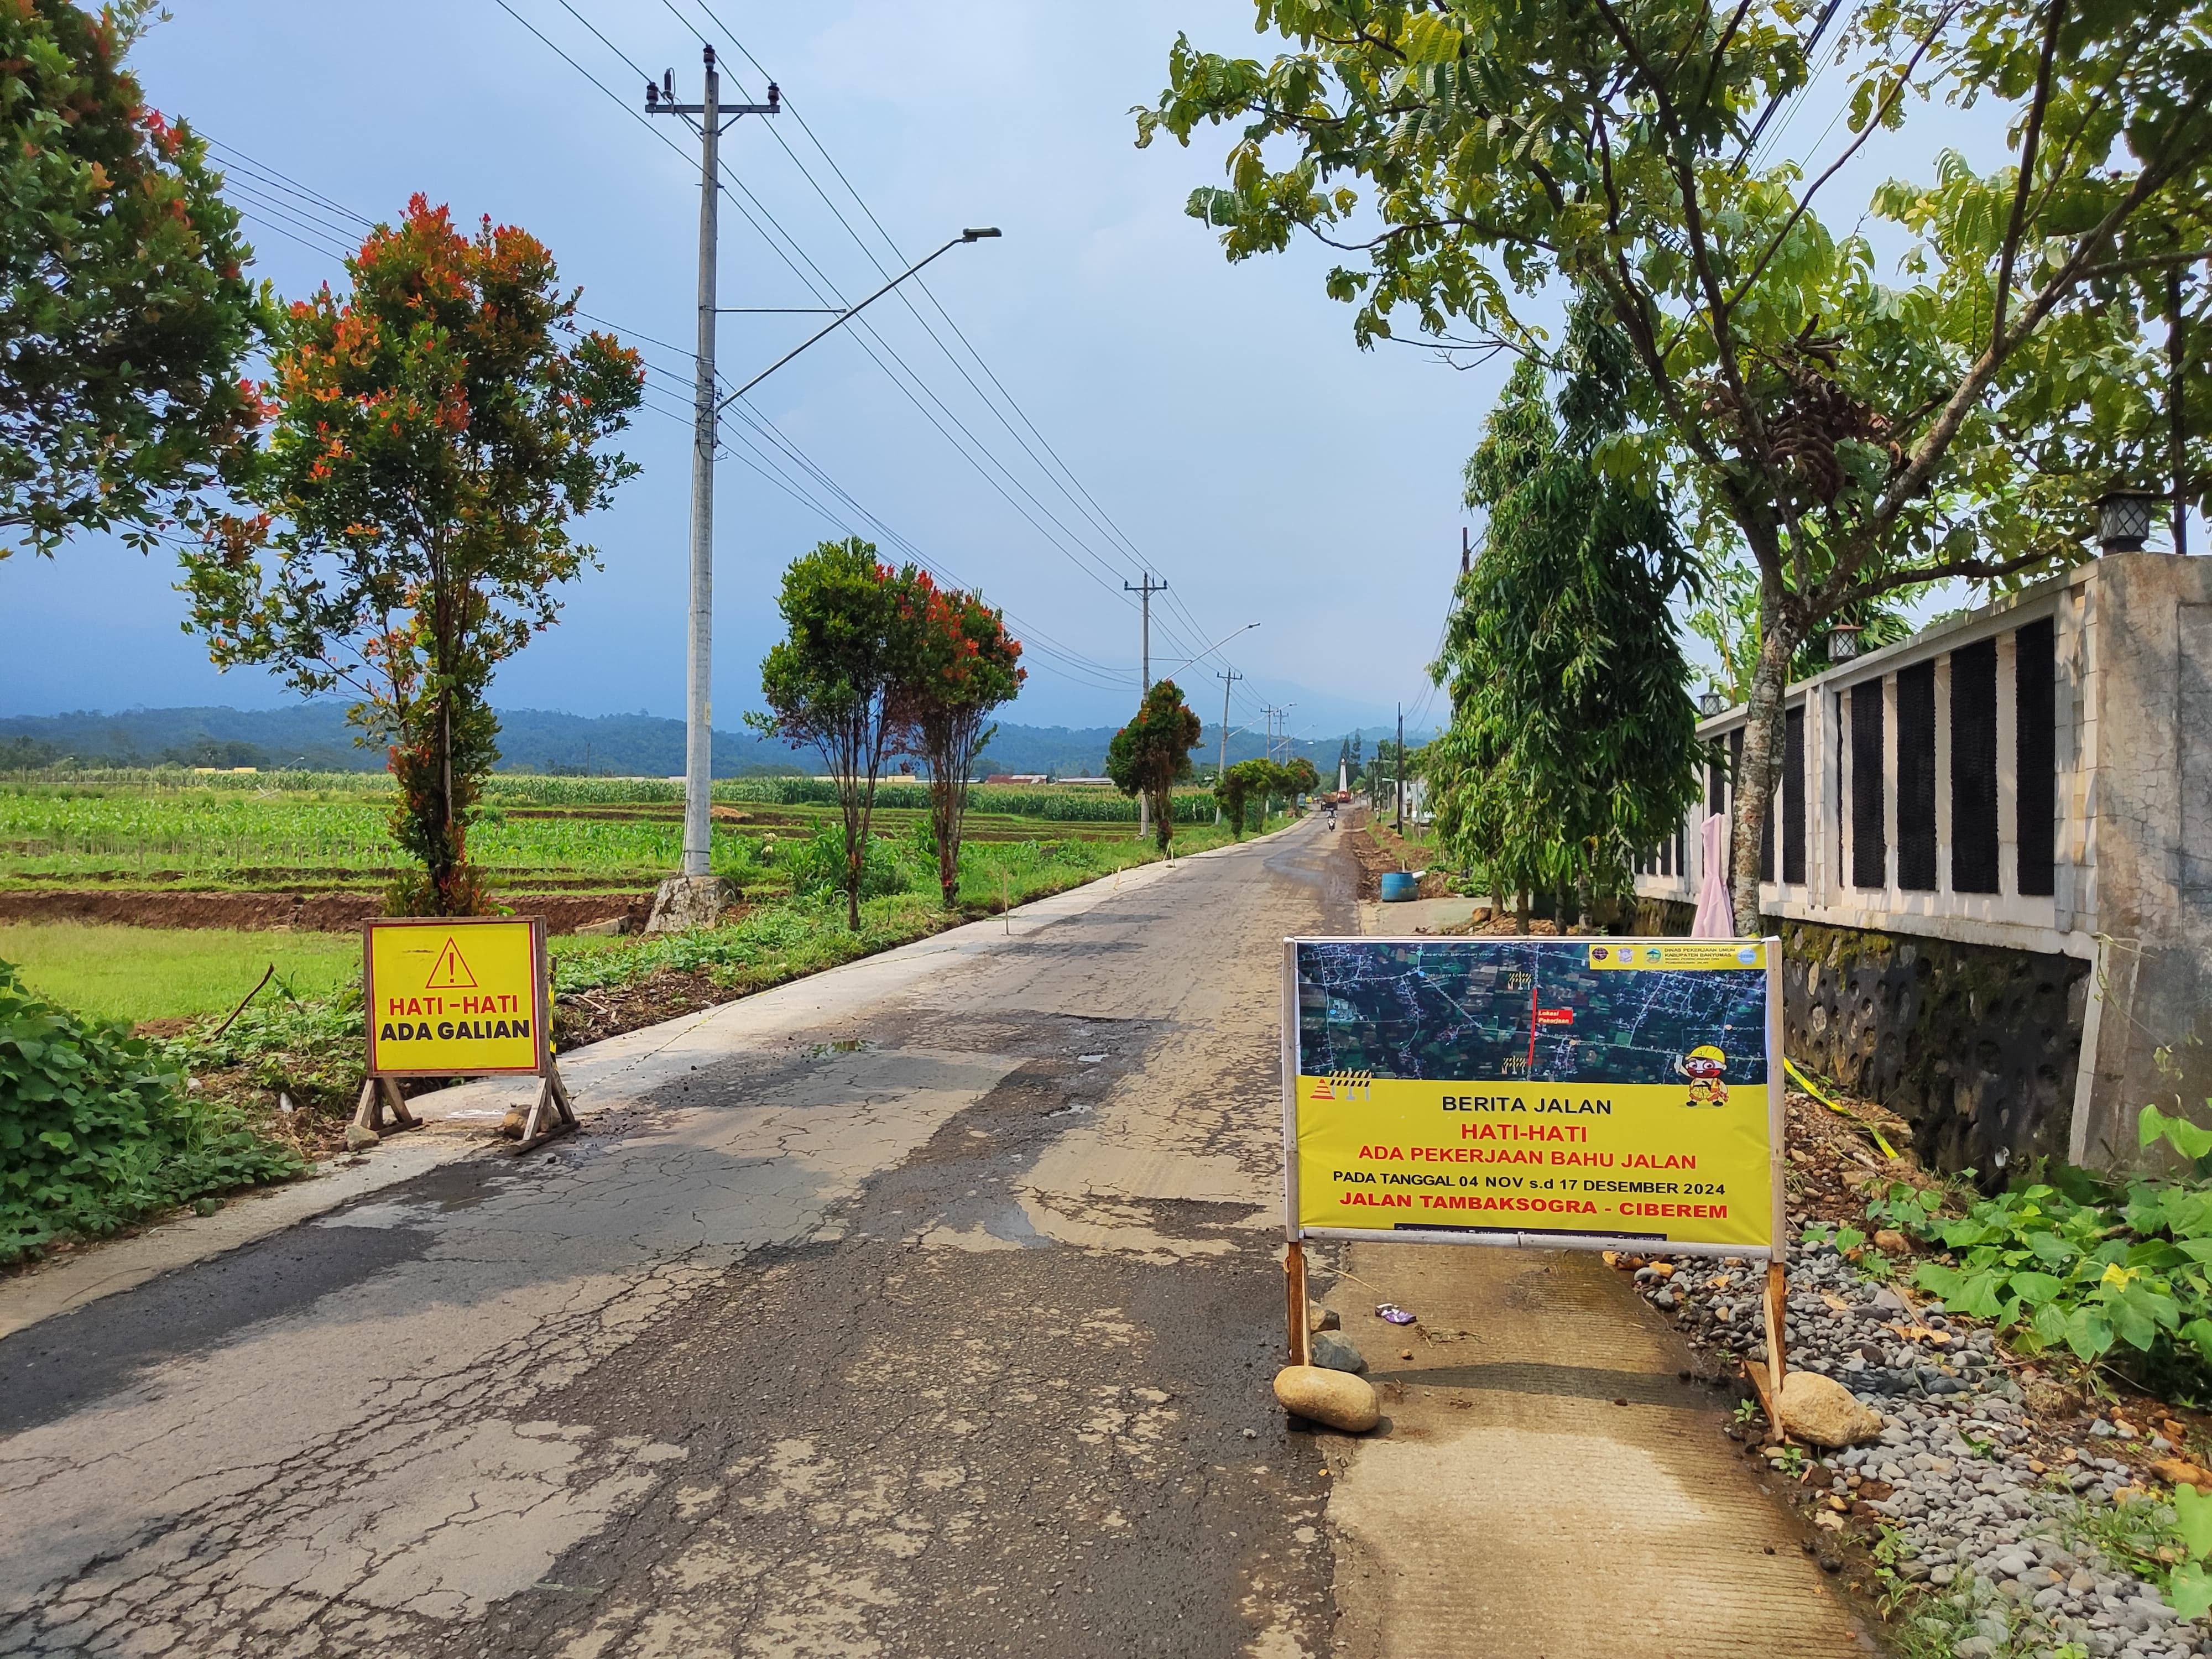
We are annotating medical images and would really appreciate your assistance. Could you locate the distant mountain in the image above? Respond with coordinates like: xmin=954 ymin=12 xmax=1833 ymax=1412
xmin=0 ymin=705 xmax=1418 ymax=779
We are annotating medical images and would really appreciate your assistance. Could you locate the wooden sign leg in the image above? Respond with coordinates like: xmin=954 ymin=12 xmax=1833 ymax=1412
xmin=511 ymin=1064 xmax=577 ymax=1154
xmin=1763 ymin=1259 xmax=1789 ymax=1443
xmin=351 ymin=1075 xmax=421 ymax=1134
xmin=1286 ymin=1239 xmax=1311 ymax=1368
xmin=380 ymin=1076 xmax=421 ymax=1130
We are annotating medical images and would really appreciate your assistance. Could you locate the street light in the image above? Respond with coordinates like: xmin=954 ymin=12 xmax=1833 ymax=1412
xmin=1156 ymin=622 xmax=1259 ymax=678
xmin=670 ymin=227 xmax=1000 ymax=887
xmin=716 ymin=231 xmax=1000 ymax=413
xmin=2095 ymin=489 xmax=2162 ymax=554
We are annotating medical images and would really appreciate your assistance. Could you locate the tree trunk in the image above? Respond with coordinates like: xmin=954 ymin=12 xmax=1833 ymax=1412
xmin=1515 ymin=888 xmax=1530 ymax=935
xmin=934 ymin=778 xmax=959 ymax=909
xmin=1729 ymin=618 xmax=1799 ymax=936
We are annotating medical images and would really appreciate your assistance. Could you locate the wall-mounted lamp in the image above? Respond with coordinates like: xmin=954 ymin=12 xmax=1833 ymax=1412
xmin=1698 ymin=690 xmax=1728 ymax=718
xmin=1828 ymin=623 xmax=1863 ymax=662
xmin=2095 ymin=489 xmax=2162 ymax=554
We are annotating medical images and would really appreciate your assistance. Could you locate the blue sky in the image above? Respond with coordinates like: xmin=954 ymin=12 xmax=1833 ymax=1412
xmin=0 ymin=0 xmax=2105 ymax=744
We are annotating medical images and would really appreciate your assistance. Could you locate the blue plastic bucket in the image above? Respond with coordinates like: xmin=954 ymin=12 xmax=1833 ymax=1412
xmin=1380 ymin=872 xmax=1418 ymax=902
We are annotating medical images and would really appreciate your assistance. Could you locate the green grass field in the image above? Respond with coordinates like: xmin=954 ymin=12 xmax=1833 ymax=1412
xmin=0 ymin=773 xmax=1233 ymax=893
xmin=0 ymin=923 xmax=366 ymax=1025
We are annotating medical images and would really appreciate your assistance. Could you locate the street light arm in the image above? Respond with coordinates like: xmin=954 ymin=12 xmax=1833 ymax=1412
xmin=717 ymin=229 xmax=1000 ymax=413
xmin=1156 ymin=622 xmax=1260 ymax=679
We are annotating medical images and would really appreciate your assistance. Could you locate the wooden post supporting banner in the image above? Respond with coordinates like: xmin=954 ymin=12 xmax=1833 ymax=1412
xmin=1285 ymin=1239 xmax=1311 ymax=1367
xmin=1747 ymin=1258 xmax=1790 ymax=1443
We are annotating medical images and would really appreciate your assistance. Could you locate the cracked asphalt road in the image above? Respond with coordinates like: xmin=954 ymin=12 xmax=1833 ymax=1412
xmin=0 ymin=820 xmax=1350 ymax=1659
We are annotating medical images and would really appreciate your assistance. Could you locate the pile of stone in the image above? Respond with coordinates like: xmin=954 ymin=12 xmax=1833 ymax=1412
xmin=1631 ymin=1231 xmax=2212 ymax=1659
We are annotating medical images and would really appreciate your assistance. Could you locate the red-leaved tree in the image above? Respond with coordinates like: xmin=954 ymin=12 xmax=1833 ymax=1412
xmin=181 ymin=197 xmax=642 ymax=914
xmin=896 ymin=570 xmax=1024 ymax=906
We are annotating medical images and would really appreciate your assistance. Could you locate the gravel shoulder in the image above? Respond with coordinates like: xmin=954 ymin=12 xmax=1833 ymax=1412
xmin=1627 ymin=1089 xmax=2212 ymax=1659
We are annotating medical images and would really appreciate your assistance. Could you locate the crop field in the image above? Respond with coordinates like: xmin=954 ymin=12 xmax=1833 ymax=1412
xmin=0 ymin=773 xmax=1229 ymax=894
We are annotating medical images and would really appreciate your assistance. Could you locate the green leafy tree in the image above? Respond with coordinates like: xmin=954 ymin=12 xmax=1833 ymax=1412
xmin=1215 ymin=755 xmax=1286 ymax=835
xmin=897 ymin=570 xmax=1025 ymax=907
xmin=1428 ymin=338 xmax=1704 ymax=928
xmin=754 ymin=539 xmax=920 ymax=930
xmin=180 ymin=197 xmax=642 ymax=915
xmin=1139 ymin=0 xmax=2212 ymax=930
xmin=1106 ymin=680 xmax=1205 ymax=851
xmin=1 ymin=0 xmax=260 ymax=561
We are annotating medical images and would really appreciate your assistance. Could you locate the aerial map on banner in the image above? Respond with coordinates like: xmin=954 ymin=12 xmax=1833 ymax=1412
xmin=1288 ymin=937 xmax=1780 ymax=1253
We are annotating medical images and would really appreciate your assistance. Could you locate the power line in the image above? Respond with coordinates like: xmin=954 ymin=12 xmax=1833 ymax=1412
xmin=197 ymin=133 xmax=1122 ymax=686
xmin=680 ymin=0 xmax=1237 ymax=675
xmin=204 ymin=139 xmax=374 ymax=230
xmin=640 ymin=4 xmax=1218 ymax=659
xmin=497 ymin=2 xmax=1159 ymax=622
xmin=221 ymin=19 xmax=1193 ymax=701
xmin=555 ymin=7 xmax=1243 ymax=696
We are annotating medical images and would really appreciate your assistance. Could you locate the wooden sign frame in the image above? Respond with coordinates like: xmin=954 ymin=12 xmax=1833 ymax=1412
xmin=354 ymin=914 xmax=576 ymax=1153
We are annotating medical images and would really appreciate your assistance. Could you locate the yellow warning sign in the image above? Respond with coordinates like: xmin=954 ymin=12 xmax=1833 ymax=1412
xmin=364 ymin=917 xmax=545 ymax=1076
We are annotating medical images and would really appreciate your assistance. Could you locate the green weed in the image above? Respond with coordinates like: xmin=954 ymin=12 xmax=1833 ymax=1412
xmin=1 ymin=959 xmax=302 ymax=1263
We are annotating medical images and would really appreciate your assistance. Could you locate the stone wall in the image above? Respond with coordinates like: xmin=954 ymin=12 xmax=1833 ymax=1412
xmin=1631 ymin=901 xmax=2089 ymax=1180
xmin=1779 ymin=920 xmax=2090 ymax=1181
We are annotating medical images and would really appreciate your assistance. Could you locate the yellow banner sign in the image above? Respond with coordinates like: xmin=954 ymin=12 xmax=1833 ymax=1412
xmin=364 ymin=917 xmax=545 ymax=1076
xmin=1285 ymin=937 xmax=1781 ymax=1255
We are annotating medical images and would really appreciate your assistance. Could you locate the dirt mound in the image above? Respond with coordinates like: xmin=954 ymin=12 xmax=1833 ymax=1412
xmin=0 ymin=889 xmax=652 ymax=935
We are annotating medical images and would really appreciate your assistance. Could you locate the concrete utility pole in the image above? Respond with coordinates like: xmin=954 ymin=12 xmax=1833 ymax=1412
xmin=647 ymin=50 xmax=778 ymax=894
xmin=1395 ymin=702 xmax=1405 ymax=836
xmin=1215 ymin=669 xmax=1242 ymax=779
xmin=1126 ymin=573 xmax=1167 ymax=841
xmin=1214 ymin=667 xmax=1242 ymax=823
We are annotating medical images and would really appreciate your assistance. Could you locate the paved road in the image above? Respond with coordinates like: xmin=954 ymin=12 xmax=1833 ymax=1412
xmin=0 ymin=822 xmax=1349 ymax=1659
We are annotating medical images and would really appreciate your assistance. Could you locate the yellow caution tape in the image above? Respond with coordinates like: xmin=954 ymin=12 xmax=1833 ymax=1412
xmin=1784 ymin=1056 xmax=1898 ymax=1160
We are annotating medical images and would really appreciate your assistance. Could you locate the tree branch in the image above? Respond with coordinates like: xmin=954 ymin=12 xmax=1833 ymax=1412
xmin=1839 ymin=544 xmax=2063 ymax=603
xmin=1859 ymin=141 xmax=2202 ymax=555
xmin=1725 ymin=2 xmax=1960 ymax=314
xmin=1586 ymin=0 xmax=1784 ymax=535
xmin=2080 ymin=248 xmax=2212 ymax=280
xmin=1991 ymin=0 xmax=2067 ymax=349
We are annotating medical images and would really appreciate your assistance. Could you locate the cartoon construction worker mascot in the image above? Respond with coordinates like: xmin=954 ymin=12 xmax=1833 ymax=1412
xmin=1677 ymin=1045 xmax=1729 ymax=1108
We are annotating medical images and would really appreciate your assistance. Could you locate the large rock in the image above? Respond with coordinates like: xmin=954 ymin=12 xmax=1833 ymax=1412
xmin=645 ymin=875 xmax=739 ymax=935
xmin=342 ymin=1123 xmax=380 ymax=1153
xmin=1309 ymin=1331 xmax=1366 ymax=1374
xmin=2153 ymin=1457 xmax=2212 ymax=1493
xmin=1274 ymin=1365 xmax=1380 ymax=1432
xmin=1779 ymin=1370 xmax=1885 ymax=1448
